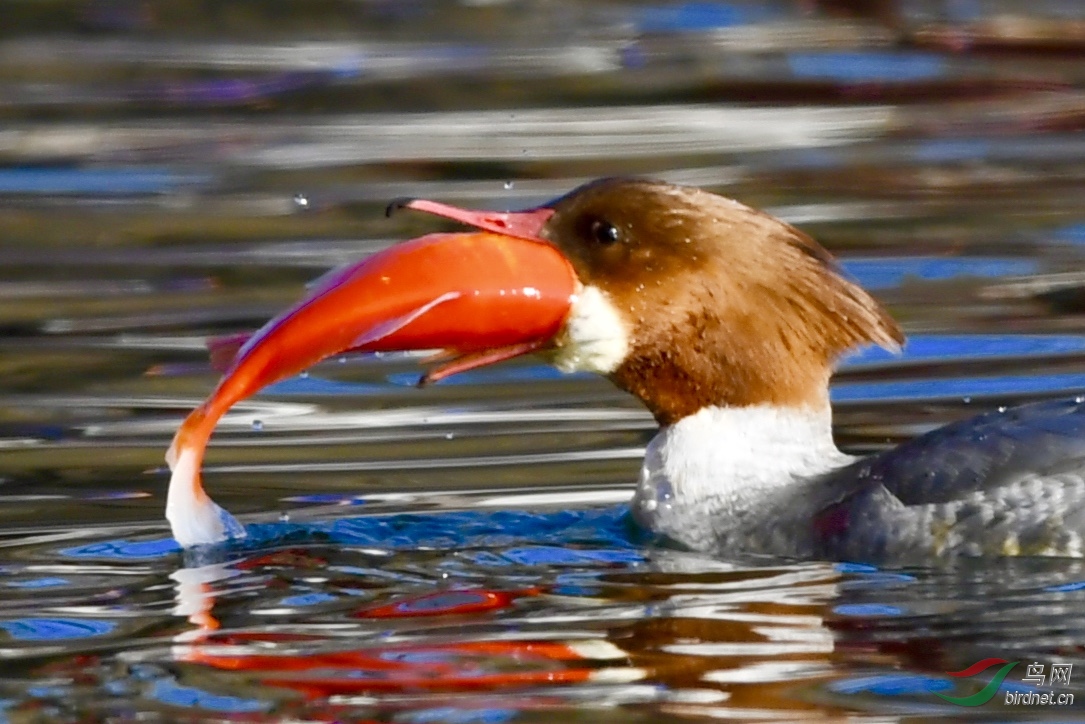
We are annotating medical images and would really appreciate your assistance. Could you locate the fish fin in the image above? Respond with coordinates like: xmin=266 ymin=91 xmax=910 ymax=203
xmin=419 ymin=340 xmax=546 ymax=386
xmin=207 ymin=332 xmax=252 ymax=374
xmin=350 ymin=291 xmax=461 ymax=349
xmin=206 ymin=292 xmax=463 ymax=373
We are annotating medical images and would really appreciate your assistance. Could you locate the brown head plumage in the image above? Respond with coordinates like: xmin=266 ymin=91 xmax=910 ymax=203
xmin=539 ymin=179 xmax=903 ymax=424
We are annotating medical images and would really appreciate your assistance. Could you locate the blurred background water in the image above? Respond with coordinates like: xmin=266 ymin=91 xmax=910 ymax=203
xmin=2 ymin=0 xmax=1085 ymax=721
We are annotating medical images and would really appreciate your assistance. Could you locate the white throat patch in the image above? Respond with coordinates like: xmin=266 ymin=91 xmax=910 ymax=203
xmin=550 ymin=285 xmax=630 ymax=374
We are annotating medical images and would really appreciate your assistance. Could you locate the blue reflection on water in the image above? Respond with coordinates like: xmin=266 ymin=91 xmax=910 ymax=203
xmin=283 ymin=493 xmax=367 ymax=505
xmin=914 ymin=139 xmax=991 ymax=163
xmin=316 ymin=507 xmax=635 ymax=551
xmin=636 ymin=2 xmax=777 ymax=32
xmin=0 ymin=618 xmax=115 ymax=641
xmin=136 ymin=71 xmax=355 ymax=106
xmin=484 ymin=545 xmax=643 ymax=567
xmin=150 ymin=680 xmax=268 ymax=713
xmin=833 ymin=603 xmax=904 ymax=617
xmin=5 ymin=578 xmax=69 ymax=588
xmin=833 ymin=373 xmax=1085 ymax=402
xmin=830 ymin=674 xmax=952 ymax=696
xmin=841 ymin=257 xmax=1038 ymax=291
xmin=844 ymin=334 xmax=1085 ymax=366
xmin=57 ymin=507 xmax=637 ymax=564
xmin=0 ymin=168 xmax=209 ymax=195
xmin=835 ymin=562 xmax=917 ymax=591
xmin=61 ymin=538 xmax=180 ymax=560
xmin=377 ymin=590 xmax=497 ymax=614
xmin=553 ymin=571 xmax=604 ymax=596
xmin=405 ymin=708 xmax=516 ymax=724
xmin=387 ymin=365 xmax=573 ymax=387
xmin=280 ymin=592 xmax=338 ymax=607
xmin=265 ymin=375 xmax=388 ymax=395
xmin=1053 ymin=223 xmax=1085 ymax=245
xmin=788 ymin=52 xmax=945 ymax=83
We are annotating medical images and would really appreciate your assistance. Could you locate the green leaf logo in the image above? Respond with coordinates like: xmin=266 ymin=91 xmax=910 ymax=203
xmin=936 ymin=658 xmax=1019 ymax=706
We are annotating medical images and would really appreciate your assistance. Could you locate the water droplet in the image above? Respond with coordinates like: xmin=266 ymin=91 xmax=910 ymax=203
xmin=293 ymin=193 xmax=310 ymax=210
xmin=252 ymin=419 xmax=264 ymax=431
xmin=503 ymin=181 xmax=514 ymax=190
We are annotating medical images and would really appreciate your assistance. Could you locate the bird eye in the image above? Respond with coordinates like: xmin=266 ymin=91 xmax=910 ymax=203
xmin=590 ymin=219 xmax=620 ymax=245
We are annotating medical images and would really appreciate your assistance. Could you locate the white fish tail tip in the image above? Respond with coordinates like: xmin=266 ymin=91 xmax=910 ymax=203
xmin=165 ymin=447 xmax=246 ymax=548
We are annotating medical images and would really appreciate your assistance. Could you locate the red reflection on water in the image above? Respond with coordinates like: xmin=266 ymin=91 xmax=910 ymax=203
xmin=176 ymin=585 xmax=621 ymax=698
xmin=352 ymin=587 xmax=538 ymax=618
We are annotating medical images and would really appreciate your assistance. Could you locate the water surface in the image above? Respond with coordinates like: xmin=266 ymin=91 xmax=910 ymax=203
xmin=3 ymin=1 xmax=1085 ymax=720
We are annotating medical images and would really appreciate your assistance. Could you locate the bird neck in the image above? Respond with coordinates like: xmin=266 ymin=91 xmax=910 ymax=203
xmin=631 ymin=403 xmax=855 ymax=550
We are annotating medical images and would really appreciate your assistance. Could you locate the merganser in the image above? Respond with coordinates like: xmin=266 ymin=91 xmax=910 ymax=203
xmin=166 ymin=178 xmax=1085 ymax=562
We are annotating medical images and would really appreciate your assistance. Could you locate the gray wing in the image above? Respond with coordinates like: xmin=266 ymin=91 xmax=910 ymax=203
xmin=858 ymin=397 xmax=1085 ymax=504
xmin=815 ymin=397 xmax=1085 ymax=561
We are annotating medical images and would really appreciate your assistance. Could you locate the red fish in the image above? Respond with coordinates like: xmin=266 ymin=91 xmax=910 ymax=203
xmin=167 ymin=225 xmax=575 ymax=547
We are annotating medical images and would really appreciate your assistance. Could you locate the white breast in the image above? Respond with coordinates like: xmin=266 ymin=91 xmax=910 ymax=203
xmin=631 ymin=404 xmax=854 ymax=552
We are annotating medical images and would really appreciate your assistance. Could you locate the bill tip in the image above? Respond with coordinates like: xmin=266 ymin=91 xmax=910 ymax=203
xmin=385 ymin=197 xmax=413 ymax=218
